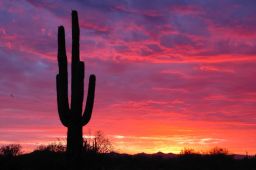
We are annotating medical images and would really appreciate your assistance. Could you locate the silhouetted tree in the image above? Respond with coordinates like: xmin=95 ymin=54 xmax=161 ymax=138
xmin=0 ymin=144 xmax=22 ymax=157
xmin=83 ymin=131 xmax=113 ymax=154
xmin=56 ymin=10 xmax=96 ymax=169
xmin=92 ymin=131 xmax=113 ymax=154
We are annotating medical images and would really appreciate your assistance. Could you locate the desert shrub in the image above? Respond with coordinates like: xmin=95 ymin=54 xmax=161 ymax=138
xmin=0 ymin=144 xmax=22 ymax=157
xmin=35 ymin=142 xmax=66 ymax=153
xmin=208 ymin=147 xmax=229 ymax=155
xmin=180 ymin=148 xmax=197 ymax=155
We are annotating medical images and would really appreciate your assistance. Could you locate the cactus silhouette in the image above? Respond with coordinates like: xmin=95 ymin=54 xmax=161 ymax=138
xmin=56 ymin=10 xmax=96 ymax=169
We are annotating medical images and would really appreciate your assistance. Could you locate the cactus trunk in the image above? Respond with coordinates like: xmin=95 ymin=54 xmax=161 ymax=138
xmin=67 ymin=125 xmax=83 ymax=168
xmin=56 ymin=10 xmax=96 ymax=170
xmin=67 ymin=125 xmax=83 ymax=157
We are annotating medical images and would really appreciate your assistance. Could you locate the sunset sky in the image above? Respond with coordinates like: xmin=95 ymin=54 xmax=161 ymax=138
xmin=0 ymin=0 xmax=256 ymax=154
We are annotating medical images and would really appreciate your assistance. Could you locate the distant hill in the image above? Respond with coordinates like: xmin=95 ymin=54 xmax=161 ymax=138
xmin=134 ymin=151 xmax=176 ymax=159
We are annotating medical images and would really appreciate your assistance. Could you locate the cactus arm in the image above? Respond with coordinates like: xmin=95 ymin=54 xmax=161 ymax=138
xmin=77 ymin=61 xmax=85 ymax=113
xmin=57 ymin=26 xmax=70 ymax=127
xmin=58 ymin=26 xmax=68 ymax=74
xmin=56 ymin=75 xmax=70 ymax=127
xmin=81 ymin=75 xmax=96 ymax=126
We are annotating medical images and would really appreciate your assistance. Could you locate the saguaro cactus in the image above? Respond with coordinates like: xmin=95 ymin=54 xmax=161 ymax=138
xmin=56 ymin=10 xmax=96 ymax=168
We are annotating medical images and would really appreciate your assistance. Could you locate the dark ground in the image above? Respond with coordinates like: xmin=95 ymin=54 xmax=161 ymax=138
xmin=0 ymin=151 xmax=256 ymax=170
